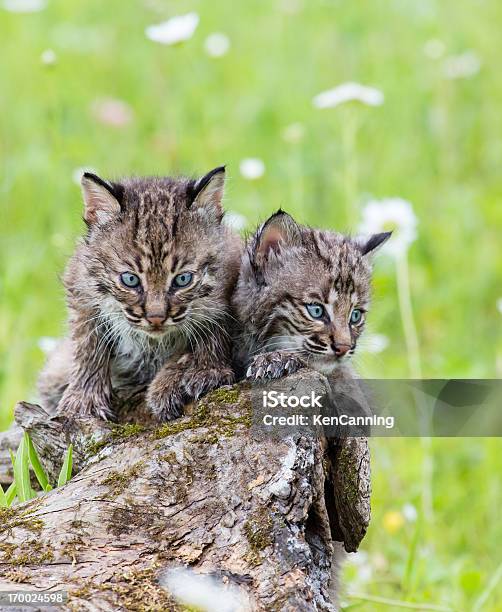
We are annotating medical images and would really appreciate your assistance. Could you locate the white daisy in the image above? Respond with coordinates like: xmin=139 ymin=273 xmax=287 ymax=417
xmin=313 ymin=82 xmax=384 ymax=109
xmin=402 ymin=502 xmax=418 ymax=522
xmin=239 ymin=158 xmax=265 ymax=180
xmin=224 ymin=211 xmax=247 ymax=231
xmin=204 ymin=32 xmax=230 ymax=58
xmin=442 ymin=51 xmax=481 ymax=80
xmin=40 ymin=49 xmax=57 ymax=66
xmin=159 ymin=567 xmax=245 ymax=612
xmin=146 ymin=13 xmax=199 ymax=46
xmin=3 ymin=0 xmax=46 ymax=12
xmin=359 ymin=198 xmax=418 ymax=257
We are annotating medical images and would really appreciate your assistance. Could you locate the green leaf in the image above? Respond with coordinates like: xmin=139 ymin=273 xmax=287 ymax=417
xmin=13 ymin=434 xmax=34 ymax=503
xmin=0 ymin=483 xmax=7 ymax=507
xmin=5 ymin=482 xmax=16 ymax=506
xmin=26 ymin=433 xmax=49 ymax=491
xmin=57 ymin=444 xmax=73 ymax=488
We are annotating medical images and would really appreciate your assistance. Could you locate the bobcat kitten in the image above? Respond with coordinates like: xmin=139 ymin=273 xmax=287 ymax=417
xmin=232 ymin=210 xmax=390 ymax=380
xmin=38 ymin=167 xmax=241 ymax=422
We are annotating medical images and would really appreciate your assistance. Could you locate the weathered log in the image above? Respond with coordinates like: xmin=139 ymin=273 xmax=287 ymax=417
xmin=0 ymin=370 xmax=370 ymax=611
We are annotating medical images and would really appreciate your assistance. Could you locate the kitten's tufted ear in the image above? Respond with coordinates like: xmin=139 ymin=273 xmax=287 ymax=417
xmin=359 ymin=232 xmax=392 ymax=256
xmin=190 ymin=166 xmax=226 ymax=221
xmin=254 ymin=210 xmax=302 ymax=261
xmin=81 ymin=173 xmax=122 ymax=225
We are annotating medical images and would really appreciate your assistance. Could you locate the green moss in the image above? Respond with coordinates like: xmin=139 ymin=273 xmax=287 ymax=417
xmin=244 ymin=507 xmax=274 ymax=566
xmin=205 ymin=386 xmax=241 ymax=404
xmin=101 ymin=461 xmax=145 ymax=497
xmin=111 ymin=423 xmax=146 ymax=440
xmin=154 ymin=386 xmax=251 ymax=441
xmin=0 ymin=504 xmax=44 ymax=535
xmin=86 ymin=423 xmax=147 ymax=457
xmin=69 ymin=565 xmax=180 ymax=612
xmin=0 ymin=539 xmax=54 ymax=566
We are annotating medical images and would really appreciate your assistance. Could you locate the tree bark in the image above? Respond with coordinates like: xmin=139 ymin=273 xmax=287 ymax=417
xmin=0 ymin=370 xmax=370 ymax=611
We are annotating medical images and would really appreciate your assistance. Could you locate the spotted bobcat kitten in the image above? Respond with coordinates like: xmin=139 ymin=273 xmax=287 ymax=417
xmin=38 ymin=167 xmax=241 ymax=421
xmin=232 ymin=210 xmax=390 ymax=380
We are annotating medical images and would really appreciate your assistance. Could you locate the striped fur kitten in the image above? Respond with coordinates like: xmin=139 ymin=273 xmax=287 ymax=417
xmin=38 ymin=167 xmax=241 ymax=422
xmin=232 ymin=210 xmax=390 ymax=380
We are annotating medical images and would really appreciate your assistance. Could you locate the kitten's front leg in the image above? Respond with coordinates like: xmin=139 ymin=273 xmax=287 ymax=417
xmin=246 ymin=351 xmax=305 ymax=381
xmin=56 ymin=308 xmax=114 ymax=421
xmin=147 ymin=354 xmax=234 ymax=422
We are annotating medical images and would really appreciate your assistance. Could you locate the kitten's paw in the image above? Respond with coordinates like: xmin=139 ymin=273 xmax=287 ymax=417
xmin=56 ymin=388 xmax=114 ymax=422
xmin=183 ymin=367 xmax=234 ymax=400
xmin=246 ymin=352 xmax=304 ymax=381
xmin=146 ymin=381 xmax=187 ymax=423
xmin=147 ymin=366 xmax=235 ymax=423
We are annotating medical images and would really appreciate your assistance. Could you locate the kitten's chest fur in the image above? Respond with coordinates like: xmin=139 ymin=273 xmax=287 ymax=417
xmin=111 ymin=329 xmax=185 ymax=388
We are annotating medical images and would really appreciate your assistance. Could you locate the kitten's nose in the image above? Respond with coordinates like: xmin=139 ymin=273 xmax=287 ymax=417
xmin=146 ymin=313 xmax=167 ymax=327
xmin=332 ymin=343 xmax=351 ymax=357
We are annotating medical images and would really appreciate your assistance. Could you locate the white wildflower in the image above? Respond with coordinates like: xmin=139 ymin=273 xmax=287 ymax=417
xmin=313 ymin=82 xmax=384 ymax=109
xmin=240 ymin=158 xmax=265 ymax=180
xmin=146 ymin=13 xmax=199 ymax=46
xmin=40 ymin=49 xmax=57 ymax=66
xmin=362 ymin=333 xmax=389 ymax=354
xmin=359 ymin=198 xmax=418 ymax=257
xmin=72 ymin=166 xmax=98 ymax=185
xmin=91 ymin=98 xmax=133 ymax=127
xmin=442 ymin=51 xmax=481 ymax=80
xmin=204 ymin=32 xmax=230 ymax=57
xmin=281 ymin=122 xmax=305 ymax=144
xmin=224 ymin=211 xmax=247 ymax=231
xmin=3 ymin=0 xmax=46 ymax=12
xmin=423 ymin=38 xmax=445 ymax=59
xmin=38 ymin=337 xmax=57 ymax=355
xmin=497 ymin=298 xmax=502 ymax=315
xmin=159 ymin=567 xmax=246 ymax=612
xmin=402 ymin=502 xmax=418 ymax=522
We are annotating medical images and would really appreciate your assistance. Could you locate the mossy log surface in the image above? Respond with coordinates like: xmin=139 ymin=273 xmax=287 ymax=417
xmin=0 ymin=369 xmax=370 ymax=612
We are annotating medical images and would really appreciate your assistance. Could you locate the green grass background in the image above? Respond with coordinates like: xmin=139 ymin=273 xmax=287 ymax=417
xmin=0 ymin=0 xmax=501 ymax=609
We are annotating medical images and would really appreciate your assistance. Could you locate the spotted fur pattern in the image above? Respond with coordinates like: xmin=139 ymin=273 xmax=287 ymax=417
xmin=232 ymin=211 xmax=390 ymax=380
xmin=38 ymin=167 xmax=242 ymax=422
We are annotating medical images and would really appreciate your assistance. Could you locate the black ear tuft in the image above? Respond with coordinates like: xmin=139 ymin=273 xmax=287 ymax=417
xmin=82 ymin=172 xmax=123 ymax=204
xmin=360 ymin=231 xmax=392 ymax=256
xmin=191 ymin=165 xmax=226 ymax=202
xmin=81 ymin=173 xmax=123 ymax=225
xmin=188 ymin=166 xmax=226 ymax=221
xmin=252 ymin=209 xmax=301 ymax=261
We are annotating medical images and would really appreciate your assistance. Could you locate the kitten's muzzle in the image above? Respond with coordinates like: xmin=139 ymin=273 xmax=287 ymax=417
xmin=331 ymin=342 xmax=352 ymax=358
xmin=145 ymin=312 xmax=167 ymax=327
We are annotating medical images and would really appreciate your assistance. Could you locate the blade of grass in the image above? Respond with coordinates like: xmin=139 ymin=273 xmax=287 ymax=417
xmin=0 ymin=483 xmax=7 ymax=507
xmin=26 ymin=433 xmax=49 ymax=491
xmin=13 ymin=434 xmax=34 ymax=502
xmin=57 ymin=444 xmax=73 ymax=488
xmin=5 ymin=482 xmax=16 ymax=506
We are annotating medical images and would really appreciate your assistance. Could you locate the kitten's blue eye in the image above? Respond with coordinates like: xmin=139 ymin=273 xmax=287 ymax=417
xmin=120 ymin=272 xmax=141 ymax=288
xmin=350 ymin=308 xmax=363 ymax=325
xmin=174 ymin=272 xmax=193 ymax=288
xmin=306 ymin=303 xmax=325 ymax=319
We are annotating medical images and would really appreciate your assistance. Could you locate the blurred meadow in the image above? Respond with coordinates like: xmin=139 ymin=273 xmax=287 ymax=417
xmin=0 ymin=0 xmax=501 ymax=609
